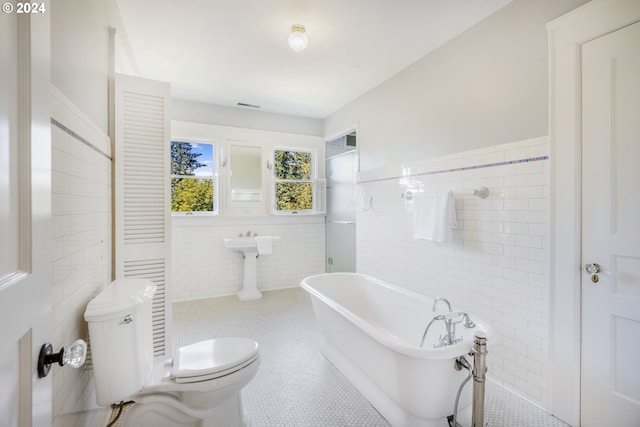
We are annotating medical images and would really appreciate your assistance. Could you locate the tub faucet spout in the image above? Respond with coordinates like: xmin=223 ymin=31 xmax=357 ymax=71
xmin=433 ymin=297 xmax=452 ymax=313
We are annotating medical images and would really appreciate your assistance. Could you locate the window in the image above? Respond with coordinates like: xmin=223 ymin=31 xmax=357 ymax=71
xmin=272 ymin=148 xmax=324 ymax=214
xmin=344 ymin=133 xmax=357 ymax=149
xmin=171 ymin=140 xmax=217 ymax=215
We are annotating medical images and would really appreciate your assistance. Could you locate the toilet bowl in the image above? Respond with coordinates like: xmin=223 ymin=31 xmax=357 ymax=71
xmin=84 ymin=279 xmax=260 ymax=427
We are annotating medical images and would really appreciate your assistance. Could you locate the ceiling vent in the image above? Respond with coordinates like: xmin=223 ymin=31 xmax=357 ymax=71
xmin=237 ymin=102 xmax=260 ymax=109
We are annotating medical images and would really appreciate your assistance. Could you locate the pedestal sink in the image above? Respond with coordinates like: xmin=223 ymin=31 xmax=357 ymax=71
xmin=223 ymin=236 xmax=282 ymax=301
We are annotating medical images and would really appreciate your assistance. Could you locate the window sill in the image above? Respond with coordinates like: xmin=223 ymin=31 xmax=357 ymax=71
xmin=172 ymin=214 xmax=325 ymax=227
xmin=172 ymin=212 xmax=219 ymax=217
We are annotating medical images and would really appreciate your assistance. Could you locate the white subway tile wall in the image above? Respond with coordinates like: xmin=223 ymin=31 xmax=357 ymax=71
xmin=357 ymin=137 xmax=550 ymax=408
xmin=172 ymin=218 xmax=326 ymax=301
xmin=51 ymin=87 xmax=112 ymax=427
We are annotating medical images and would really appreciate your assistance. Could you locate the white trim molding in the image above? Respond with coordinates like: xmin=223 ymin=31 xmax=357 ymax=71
xmin=547 ymin=1 xmax=640 ymax=425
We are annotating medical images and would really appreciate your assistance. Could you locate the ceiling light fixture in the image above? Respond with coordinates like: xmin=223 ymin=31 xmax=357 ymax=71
xmin=288 ymin=25 xmax=308 ymax=52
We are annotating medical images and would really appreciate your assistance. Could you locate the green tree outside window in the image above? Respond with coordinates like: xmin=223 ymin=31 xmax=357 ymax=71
xmin=171 ymin=141 xmax=215 ymax=213
xmin=274 ymin=150 xmax=313 ymax=211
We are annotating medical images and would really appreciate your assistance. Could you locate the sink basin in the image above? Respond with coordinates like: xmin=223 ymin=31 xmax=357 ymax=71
xmin=223 ymin=236 xmax=282 ymax=301
xmin=223 ymin=236 xmax=282 ymax=253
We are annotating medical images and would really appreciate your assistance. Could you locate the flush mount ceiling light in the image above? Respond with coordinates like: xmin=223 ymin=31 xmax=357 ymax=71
xmin=288 ymin=24 xmax=308 ymax=52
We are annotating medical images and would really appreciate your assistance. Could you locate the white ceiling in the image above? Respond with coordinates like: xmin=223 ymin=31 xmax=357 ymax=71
xmin=116 ymin=0 xmax=513 ymax=119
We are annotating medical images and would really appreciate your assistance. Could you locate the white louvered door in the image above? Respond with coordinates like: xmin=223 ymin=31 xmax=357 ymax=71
xmin=114 ymin=74 xmax=172 ymax=358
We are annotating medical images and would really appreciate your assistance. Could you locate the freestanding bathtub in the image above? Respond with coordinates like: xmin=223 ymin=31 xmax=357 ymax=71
xmin=300 ymin=273 xmax=491 ymax=427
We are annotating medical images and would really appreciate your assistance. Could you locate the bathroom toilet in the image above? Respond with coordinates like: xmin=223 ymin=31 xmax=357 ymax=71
xmin=84 ymin=278 xmax=260 ymax=427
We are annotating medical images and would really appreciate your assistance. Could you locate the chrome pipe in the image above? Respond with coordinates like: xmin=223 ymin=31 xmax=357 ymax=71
xmin=472 ymin=332 xmax=488 ymax=427
xmin=450 ymin=356 xmax=472 ymax=427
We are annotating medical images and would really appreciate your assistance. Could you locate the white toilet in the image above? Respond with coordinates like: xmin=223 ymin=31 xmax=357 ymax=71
xmin=84 ymin=278 xmax=260 ymax=427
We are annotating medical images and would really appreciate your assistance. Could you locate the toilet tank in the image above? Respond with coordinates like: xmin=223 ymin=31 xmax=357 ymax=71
xmin=84 ymin=278 xmax=156 ymax=406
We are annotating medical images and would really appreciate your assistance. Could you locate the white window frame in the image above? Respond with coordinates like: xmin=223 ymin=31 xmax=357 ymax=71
xmin=170 ymin=139 xmax=219 ymax=216
xmin=271 ymin=147 xmax=324 ymax=215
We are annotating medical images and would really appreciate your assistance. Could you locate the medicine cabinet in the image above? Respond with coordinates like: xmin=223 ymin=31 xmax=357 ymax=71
xmin=227 ymin=144 xmax=262 ymax=207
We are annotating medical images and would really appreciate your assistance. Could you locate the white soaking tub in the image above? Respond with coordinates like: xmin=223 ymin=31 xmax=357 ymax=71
xmin=300 ymin=272 xmax=492 ymax=427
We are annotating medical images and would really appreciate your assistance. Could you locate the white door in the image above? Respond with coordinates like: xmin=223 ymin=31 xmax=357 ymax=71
xmin=0 ymin=10 xmax=52 ymax=427
xmin=581 ymin=21 xmax=640 ymax=426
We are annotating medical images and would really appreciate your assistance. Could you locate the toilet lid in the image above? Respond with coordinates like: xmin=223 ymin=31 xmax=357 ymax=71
xmin=172 ymin=338 xmax=258 ymax=382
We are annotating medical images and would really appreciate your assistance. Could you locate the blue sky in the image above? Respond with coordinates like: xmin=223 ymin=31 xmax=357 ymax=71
xmin=189 ymin=143 xmax=214 ymax=177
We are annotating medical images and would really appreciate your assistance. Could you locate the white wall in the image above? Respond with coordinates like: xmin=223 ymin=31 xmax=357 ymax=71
xmin=324 ymin=0 xmax=588 ymax=172
xmin=170 ymin=120 xmax=326 ymax=300
xmin=51 ymin=0 xmax=125 ymax=134
xmin=173 ymin=98 xmax=323 ymax=137
xmin=358 ymin=137 xmax=550 ymax=406
xmin=51 ymin=87 xmax=112 ymax=427
xmin=173 ymin=216 xmax=324 ymax=301
xmin=49 ymin=1 xmax=122 ymax=425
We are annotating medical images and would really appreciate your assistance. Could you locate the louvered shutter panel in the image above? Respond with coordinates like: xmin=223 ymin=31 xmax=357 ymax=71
xmin=114 ymin=74 xmax=172 ymax=359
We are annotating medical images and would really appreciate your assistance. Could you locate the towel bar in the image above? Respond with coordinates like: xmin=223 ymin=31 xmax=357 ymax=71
xmin=401 ymin=186 xmax=489 ymax=200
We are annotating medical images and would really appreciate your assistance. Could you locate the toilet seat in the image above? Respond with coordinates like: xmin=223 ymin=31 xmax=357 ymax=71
xmin=172 ymin=337 xmax=259 ymax=384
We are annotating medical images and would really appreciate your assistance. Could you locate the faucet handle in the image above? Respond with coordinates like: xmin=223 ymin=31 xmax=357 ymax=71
xmin=462 ymin=313 xmax=476 ymax=328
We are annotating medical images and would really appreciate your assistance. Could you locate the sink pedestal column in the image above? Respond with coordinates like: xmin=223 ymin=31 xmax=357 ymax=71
xmin=238 ymin=252 xmax=262 ymax=301
xmin=223 ymin=236 xmax=281 ymax=301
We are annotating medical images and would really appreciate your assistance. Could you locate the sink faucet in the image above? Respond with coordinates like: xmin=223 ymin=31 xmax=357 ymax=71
xmin=246 ymin=231 xmax=251 ymax=237
xmin=432 ymin=297 xmax=452 ymax=313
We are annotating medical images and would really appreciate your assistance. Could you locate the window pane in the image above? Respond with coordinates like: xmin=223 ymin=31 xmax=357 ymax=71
xmin=171 ymin=141 xmax=213 ymax=177
xmin=274 ymin=150 xmax=311 ymax=180
xmin=276 ymin=182 xmax=312 ymax=211
xmin=171 ymin=141 xmax=216 ymax=213
xmin=172 ymin=178 xmax=214 ymax=212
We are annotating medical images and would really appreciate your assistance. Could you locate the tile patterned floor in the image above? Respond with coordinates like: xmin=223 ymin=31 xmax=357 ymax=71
xmin=110 ymin=287 xmax=570 ymax=426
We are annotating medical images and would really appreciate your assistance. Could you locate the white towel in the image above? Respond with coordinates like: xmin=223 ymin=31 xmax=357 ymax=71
xmin=255 ymin=236 xmax=273 ymax=255
xmin=412 ymin=190 xmax=458 ymax=242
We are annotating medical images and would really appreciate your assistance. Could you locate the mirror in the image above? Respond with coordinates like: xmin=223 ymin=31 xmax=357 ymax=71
xmin=229 ymin=144 xmax=262 ymax=202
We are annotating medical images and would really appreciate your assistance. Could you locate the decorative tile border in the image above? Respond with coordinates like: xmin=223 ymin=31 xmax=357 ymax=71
xmin=51 ymin=117 xmax=112 ymax=161
xmin=359 ymin=155 xmax=549 ymax=184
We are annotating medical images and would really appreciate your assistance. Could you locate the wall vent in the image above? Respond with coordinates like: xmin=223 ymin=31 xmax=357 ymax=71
xmin=237 ymin=102 xmax=261 ymax=109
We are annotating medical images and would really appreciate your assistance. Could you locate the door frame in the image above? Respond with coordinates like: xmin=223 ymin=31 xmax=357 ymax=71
xmin=325 ymin=126 xmax=359 ymax=273
xmin=548 ymin=0 xmax=640 ymax=425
